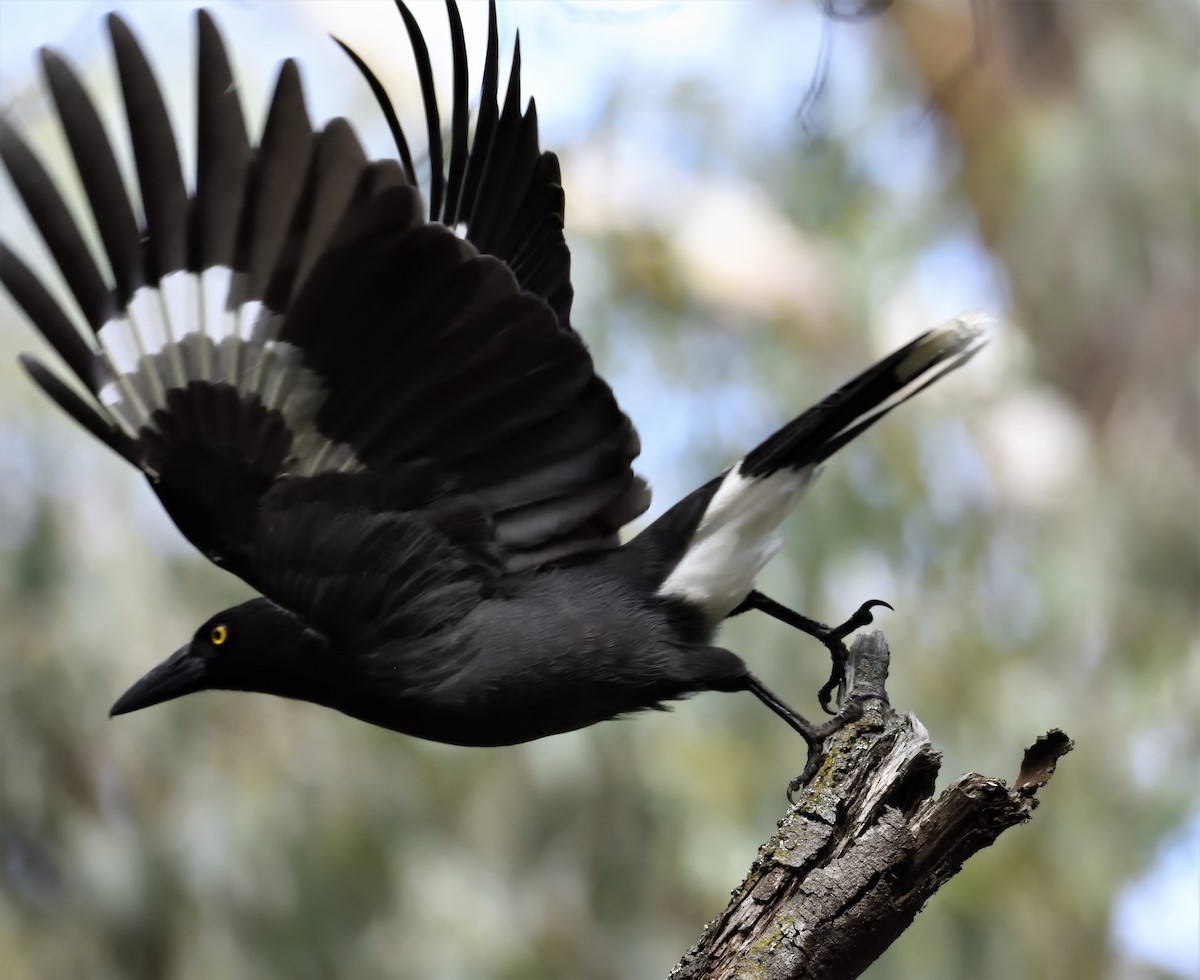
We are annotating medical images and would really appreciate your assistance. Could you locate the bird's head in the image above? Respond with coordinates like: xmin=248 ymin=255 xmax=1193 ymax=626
xmin=110 ymin=598 xmax=336 ymax=717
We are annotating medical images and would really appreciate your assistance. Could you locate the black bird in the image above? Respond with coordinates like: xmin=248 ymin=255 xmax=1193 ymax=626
xmin=1 ymin=2 xmax=986 ymax=785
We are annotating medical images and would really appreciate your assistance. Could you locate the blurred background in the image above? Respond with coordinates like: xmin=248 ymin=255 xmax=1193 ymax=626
xmin=0 ymin=1 xmax=1196 ymax=978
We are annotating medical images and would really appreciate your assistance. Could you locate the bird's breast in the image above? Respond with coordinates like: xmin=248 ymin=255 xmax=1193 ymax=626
xmin=340 ymin=568 xmax=728 ymax=746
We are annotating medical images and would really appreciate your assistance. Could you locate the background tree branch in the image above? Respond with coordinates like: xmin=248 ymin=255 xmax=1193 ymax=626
xmin=671 ymin=632 xmax=1072 ymax=980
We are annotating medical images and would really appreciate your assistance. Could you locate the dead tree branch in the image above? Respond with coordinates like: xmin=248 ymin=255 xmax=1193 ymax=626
xmin=671 ymin=631 xmax=1071 ymax=980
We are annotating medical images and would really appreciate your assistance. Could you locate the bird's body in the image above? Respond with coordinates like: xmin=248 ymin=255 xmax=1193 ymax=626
xmin=179 ymin=565 xmax=744 ymax=749
xmin=2 ymin=2 xmax=986 ymax=771
xmin=349 ymin=568 xmax=745 ymax=746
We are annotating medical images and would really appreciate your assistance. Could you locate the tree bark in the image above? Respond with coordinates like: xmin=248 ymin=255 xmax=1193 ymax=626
xmin=671 ymin=631 xmax=1071 ymax=980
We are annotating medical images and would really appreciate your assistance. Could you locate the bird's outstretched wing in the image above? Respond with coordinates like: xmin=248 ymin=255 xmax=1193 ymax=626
xmin=336 ymin=1 xmax=575 ymax=328
xmin=1 ymin=3 xmax=649 ymax=602
xmin=249 ymin=465 xmax=502 ymax=652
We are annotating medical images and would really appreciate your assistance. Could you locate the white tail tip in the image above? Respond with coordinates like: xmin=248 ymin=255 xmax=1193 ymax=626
xmin=896 ymin=311 xmax=994 ymax=383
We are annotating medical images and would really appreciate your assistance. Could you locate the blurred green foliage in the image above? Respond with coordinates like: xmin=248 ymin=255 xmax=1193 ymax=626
xmin=1 ymin=2 xmax=1196 ymax=979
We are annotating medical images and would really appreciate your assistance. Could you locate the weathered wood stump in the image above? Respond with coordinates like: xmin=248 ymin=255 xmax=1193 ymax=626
xmin=672 ymin=630 xmax=1071 ymax=980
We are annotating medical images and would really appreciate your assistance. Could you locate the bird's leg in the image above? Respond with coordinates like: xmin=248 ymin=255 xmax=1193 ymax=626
xmin=743 ymin=673 xmax=868 ymax=800
xmin=734 ymin=591 xmax=892 ymax=715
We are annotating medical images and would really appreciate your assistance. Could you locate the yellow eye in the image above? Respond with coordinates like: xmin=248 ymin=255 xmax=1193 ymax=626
xmin=211 ymin=624 xmax=228 ymax=646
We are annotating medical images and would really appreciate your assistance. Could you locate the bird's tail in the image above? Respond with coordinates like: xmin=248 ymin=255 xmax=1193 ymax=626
xmin=650 ymin=313 xmax=991 ymax=618
xmin=740 ymin=312 xmax=990 ymax=476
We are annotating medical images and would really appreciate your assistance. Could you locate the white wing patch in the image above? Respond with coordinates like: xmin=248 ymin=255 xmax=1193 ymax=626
xmin=93 ymin=266 xmax=361 ymax=476
xmin=658 ymin=462 xmax=818 ymax=619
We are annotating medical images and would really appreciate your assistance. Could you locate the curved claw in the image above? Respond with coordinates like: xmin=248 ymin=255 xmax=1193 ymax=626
xmin=815 ymin=599 xmax=895 ymax=714
xmin=747 ymin=592 xmax=894 ymax=721
xmin=817 ymin=668 xmax=842 ymax=715
xmin=832 ymin=598 xmax=895 ymax=639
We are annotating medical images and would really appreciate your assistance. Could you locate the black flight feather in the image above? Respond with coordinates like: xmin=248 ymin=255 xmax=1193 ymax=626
xmin=0 ymin=243 xmax=97 ymax=388
xmin=464 ymin=34 xmax=527 ymax=254
xmin=329 ymin=36 xmax=418 ymax=189
xmin=290 ymin=119 xmax=368 ymax=301
xmin=441 ymin=0 xmax=471 ymax=225
xmin=18 ymin=354 xmax=141 ymax=466
xmin=108 ymin=13 xmax=188 ymax=282
xmin=394 ymin=0 xmax=445 ymax=221
xmin=0 ymin=120 xmax=114 ymax=331
xmin=242 ymin=58 xmax=313 ymax=305
xmin=334 ymin=0 xmax=573 ymax=328
xmin=194 ymin=8 xmax=250 ymax=273
xmin=455 ymin=0 xmax=500 ymax=228
xmin=38 ymin=48 xmax=145 ymax=303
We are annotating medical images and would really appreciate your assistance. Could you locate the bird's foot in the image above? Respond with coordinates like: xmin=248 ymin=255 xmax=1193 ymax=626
xmin=738 ymin=592 xmax=892 ymax=715
xmin=786 ymin=693 xmax=873 ymax=801
xmin=744 ymin=675 xmax=875 ymax=801
xmin=814 ymin=599 xmax=892 ymax=714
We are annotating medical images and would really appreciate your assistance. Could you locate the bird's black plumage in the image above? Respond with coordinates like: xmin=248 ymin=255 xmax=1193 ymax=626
xmin=3 ymin=2 xmax=986 ymax=772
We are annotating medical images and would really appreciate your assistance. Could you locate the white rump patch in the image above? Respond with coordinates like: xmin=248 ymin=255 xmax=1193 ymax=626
xmin=659 ymin=463 xmax=818 ymax=619
xmin=94 ymin=266 xmax=361 ymax=476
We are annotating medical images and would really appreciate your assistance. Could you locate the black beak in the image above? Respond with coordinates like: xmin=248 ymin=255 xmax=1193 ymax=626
xmin=110 ymin=643 xmax=208 ymax=716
